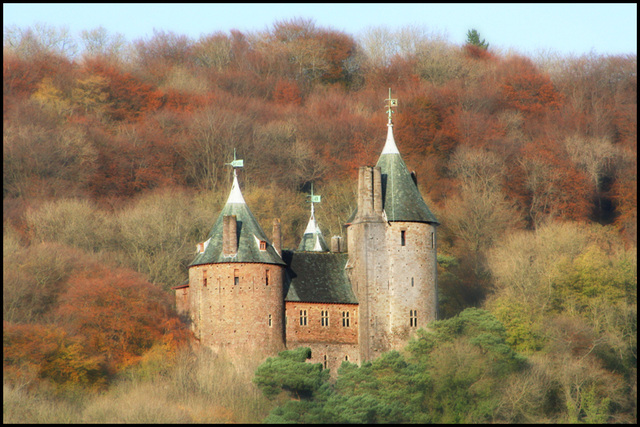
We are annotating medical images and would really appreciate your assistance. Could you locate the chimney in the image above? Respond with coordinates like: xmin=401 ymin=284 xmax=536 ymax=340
xmin=356 ymin=166 xmax=383 ymax=220
xmin=373 ymin=166 xmax=383 ymax=216
xmin=272 ymin=218 xmax=282 ymax=256
xmin=331 ymin=236 xmax=342 ymax=253
xmin=222 ymin=215 xmax=238 ymax=256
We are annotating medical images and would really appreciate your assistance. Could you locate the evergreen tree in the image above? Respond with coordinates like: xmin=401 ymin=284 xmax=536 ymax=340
xmin=466 ymin=28 xmax=489 ymax=50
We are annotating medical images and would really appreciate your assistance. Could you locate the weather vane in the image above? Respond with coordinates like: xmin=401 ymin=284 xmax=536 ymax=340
xmin=307 ymin=183 xmax=321 ymax=204
xmin=225 ymin=148 xmax=244 ymax=176
xmin=385 ymin=88 xmax=398 ymax=124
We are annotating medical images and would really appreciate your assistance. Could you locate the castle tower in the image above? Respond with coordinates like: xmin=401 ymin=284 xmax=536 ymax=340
xmin=347 ymin=91 xmax=439 ymax=361
xmin=298 ymin=186 xmax=329 ymax=252
xmin=188 ymin=165 xmax=286 ymax=356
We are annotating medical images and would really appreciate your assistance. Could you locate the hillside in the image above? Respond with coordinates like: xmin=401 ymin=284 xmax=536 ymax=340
xmin=3 ymin=19 xmax=637 ymax=423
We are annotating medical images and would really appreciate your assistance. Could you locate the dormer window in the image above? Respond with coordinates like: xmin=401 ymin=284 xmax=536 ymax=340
xmin=259 ymin=240 xmax=267 ymax=251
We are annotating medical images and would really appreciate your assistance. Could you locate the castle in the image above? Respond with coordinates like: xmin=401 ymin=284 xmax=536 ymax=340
xmin=173 ymin=96 xmax=439 ymax=370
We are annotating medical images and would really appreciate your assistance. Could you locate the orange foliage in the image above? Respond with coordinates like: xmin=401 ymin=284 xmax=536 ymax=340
xmin=3 ymin=322 xmax=107 ymax=389
xmin=55 ymin=267 xmax=188 ymax=373
xmin=317 ymin=29 xmax=357 ymax=84
xmin=273 ymin=78 xmax=302 ymax=105
xmin=518 ymin=138 xmax=592 ymax=225
xmin=499 ymin=57 xmax=563 ymax=115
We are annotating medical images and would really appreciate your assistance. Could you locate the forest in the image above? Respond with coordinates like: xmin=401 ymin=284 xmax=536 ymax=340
xmin=3 ymin=19 xmax=637 ymax=423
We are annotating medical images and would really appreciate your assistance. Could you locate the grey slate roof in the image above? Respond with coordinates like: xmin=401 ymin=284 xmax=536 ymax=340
xmin=282 ymin=251 xmax=357 ymax=304
xmin=298 ymin=232 xmax=329 ymax=252
xmin=189 ymin=177 xmax=285 ymax=267
xmin=376 ymin=150 xmax=439 ymax=224
xmin=346 ymin=124 xmax=439 ymax=225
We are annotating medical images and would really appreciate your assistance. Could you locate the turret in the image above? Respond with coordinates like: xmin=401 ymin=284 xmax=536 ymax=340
xmin=347 ymin=90 xmax=439 ymax=361
xmin=188 ymin=158 xmax=286 ymax=355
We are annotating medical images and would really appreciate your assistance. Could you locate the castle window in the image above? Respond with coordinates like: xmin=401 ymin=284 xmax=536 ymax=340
xmin=411 ymin=277 xmax=414 ymax=287
xmin=265 ymin=269 xmax=270 ymax=286
xmin=323 ymin=354 xmax=328 ymax=369
xmin=259 ymin=240 xmax=267 ymax=251
xmin=410 ymin=310 xmax=418 ymax=327
xmin=203 ymin=270 xmax=208 ymax=287
xmin=268 ymin=314 xmax=272 ymax=327
xmin=431 ymin=232 xmax=435 ymax=249
xmin=300 ymin=309 xmax=308 ymax=326
xmin=234 ymin=269 xmax=239 ymax=286
xmin=321 ymin=310 xmax=329 ymax=327
xmin=401 ymin=230 xmax=406 ymax=246
xmin=342 ymin=311 xmax=350 ymax=327
xmin=345 ymin=355 xmax=349 ymax=361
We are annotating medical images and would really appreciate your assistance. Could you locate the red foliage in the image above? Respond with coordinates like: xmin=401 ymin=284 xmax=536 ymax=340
xmin=499 ymin=57 xmax=563 ymax=115
xmin=463 ymin=44 xmax=495 ymax=61
xmin=273 ymin=78 xmax=302 ymax=106
xmin=82 ymin=59 xmax=162 ymax=121
xmin=516 ymin=138 xmax=592 ymax=224
xmin=317 ymin=30 xmax=357 ymax=84
xmin=3 ymin=52 xmax=74 ymax=114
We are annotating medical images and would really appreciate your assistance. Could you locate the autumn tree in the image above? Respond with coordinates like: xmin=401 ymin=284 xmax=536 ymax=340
xmin=79 ymin=26 xmax=126 ymax=63
xmin=56 ymin=266 xmax=188 ymax=372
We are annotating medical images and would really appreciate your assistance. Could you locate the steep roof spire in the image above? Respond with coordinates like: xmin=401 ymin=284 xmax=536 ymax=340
xmin=376 ymin=90 xmax=439 ymax=224
xmin=381 ymin=88 xmax=400 ymax=155
xmin=226 ymin=169 xmax=246 ymax=204
xmin=298 ymin=183 xmax=329 ymax=252
xmin=190 ymin=151 xmax=285 ymax=267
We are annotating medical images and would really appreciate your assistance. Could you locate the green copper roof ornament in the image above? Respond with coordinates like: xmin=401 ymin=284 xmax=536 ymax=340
xmin=226 ymin=148 xmax=244 ymax=169
xmin=308 ymin=182 xmax=321 ymax=204
xmin=385 ymin=88 xmax=398 ymax=124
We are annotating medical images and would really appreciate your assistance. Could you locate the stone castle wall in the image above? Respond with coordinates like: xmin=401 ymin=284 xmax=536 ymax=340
xmin=188 ymin=262 xmax=286 ymax=355
xmin=285 ymin=301 xmax=360 ymax=372
xmin=285 ymin=301 xmax=358 ymax=345
xmin=386 ymin=221 xmax=438 ymax=350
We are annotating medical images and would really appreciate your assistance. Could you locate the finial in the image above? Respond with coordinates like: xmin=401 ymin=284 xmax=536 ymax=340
xmin=307 ymin=182 xmax=321 ymax=204
xmin=385 ymin=88 xmax=398 ymax=125
xmin=225 ymin=148 xmax=244 ymax=169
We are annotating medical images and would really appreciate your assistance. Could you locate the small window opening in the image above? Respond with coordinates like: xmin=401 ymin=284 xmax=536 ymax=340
xmin=401 ymin=230 xmax=406 ymax=246
xmin=265 ymin=269 xmax=270 ymax=286
xmin=410 ymin=310 xmax=418 ymax=327
xmin=323 ymin=355 xmax=328 ymax=369
xmin=321 ymin=310 xmax=329 ymax=327
xmin=300 ymin=309 xmax=308 ymax=326
xmin=203 ymin=270 xmax=208 ymax=287
xmin=345 ymin=355 xmax=349 ymax=361
xmin=234 ymin=269 xmax=239 ymax=286
xmin=268 ymin=314 xmax=272 ymax=327
xmin=342 ymin=311 xmax=350 ymax=327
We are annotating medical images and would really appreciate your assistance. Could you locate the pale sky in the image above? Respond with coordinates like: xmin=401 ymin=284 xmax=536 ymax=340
xmin=3 ymin=3 xmax=637 ymax=57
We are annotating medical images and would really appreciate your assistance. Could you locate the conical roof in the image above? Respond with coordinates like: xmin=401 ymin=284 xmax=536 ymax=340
xmin=376 ymin=123 xmax=438 ymax=224
xmin=346 ymin=122 xmax=439 ymax=225
xmin=298 ymin=203 xmax=329 ymax=252
xmin=190 ymin=172 xmax=285 ymax=267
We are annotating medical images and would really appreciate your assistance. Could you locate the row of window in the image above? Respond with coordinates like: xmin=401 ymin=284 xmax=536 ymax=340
xmin=202 ymin=269 xmax=271 ymax=287
xmin=323 ymin=354 xmax=350 ymax=369
xmin=297 ymin=309 xmax=351 ymax=327
xmin=273 ymin=310 xmax=419 ymax=328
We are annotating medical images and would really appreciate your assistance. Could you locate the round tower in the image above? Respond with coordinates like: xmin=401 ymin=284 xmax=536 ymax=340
xmin=377 ymin=120 xmax=438 ymax=351
xmin=346 ymin=91 xmax=439 ymax=361
xmin=188 ymin=168 xmax=286 ymax=356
